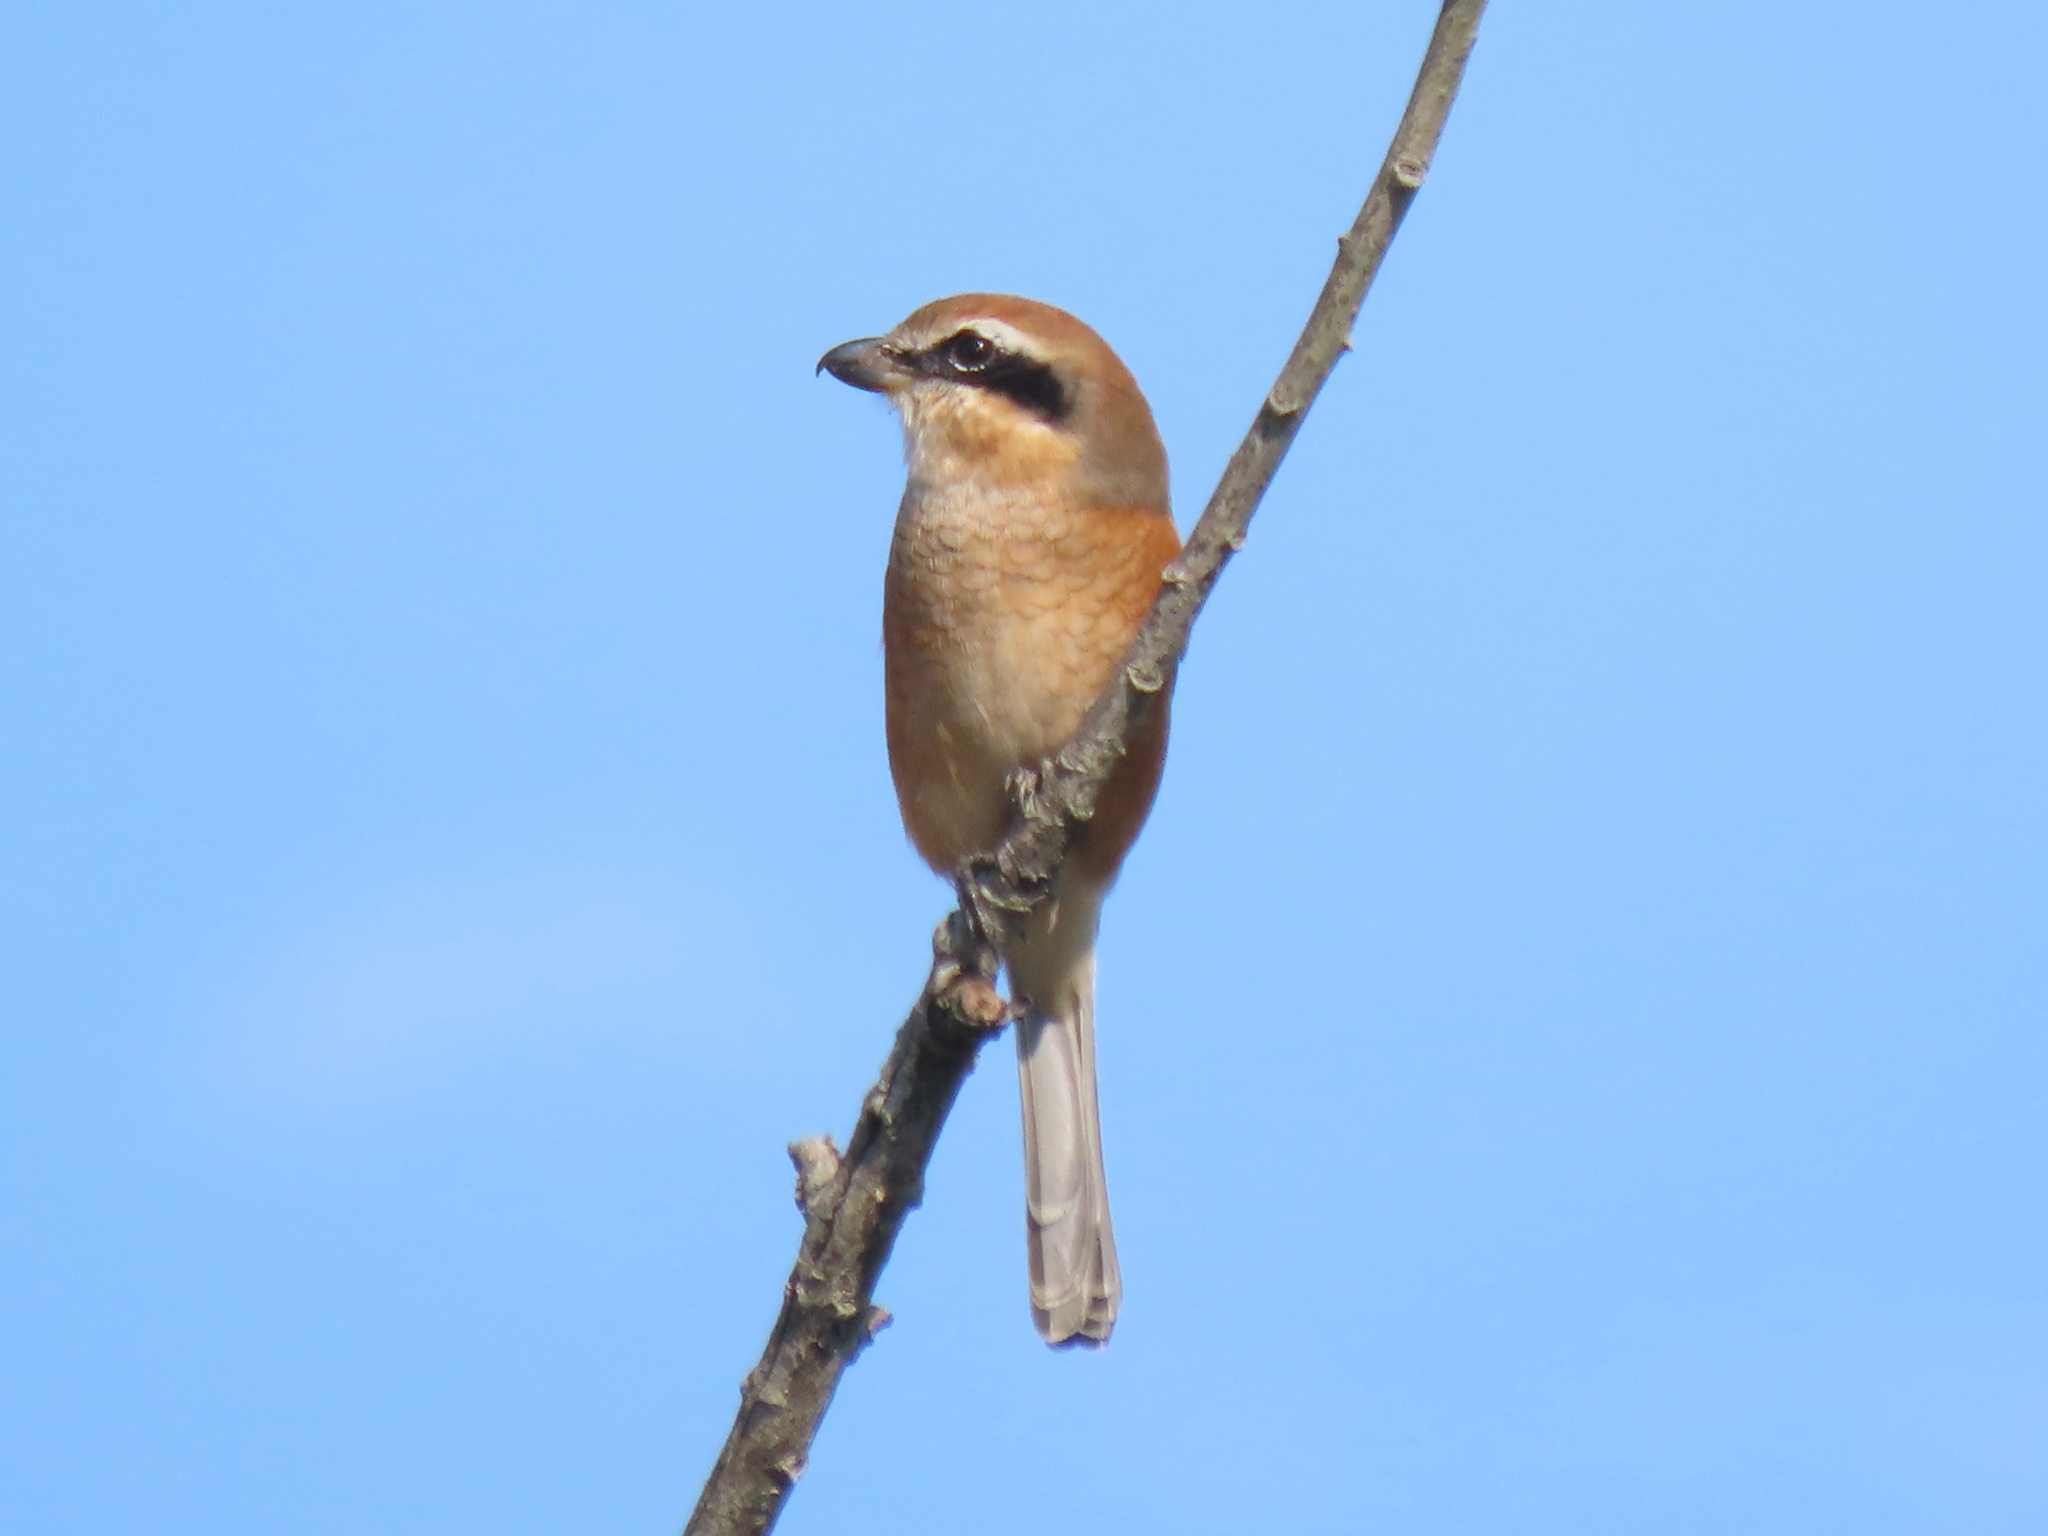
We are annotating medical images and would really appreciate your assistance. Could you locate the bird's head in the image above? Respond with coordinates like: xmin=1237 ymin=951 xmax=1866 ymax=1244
xmin=818 ymin=294 xmax=1168 ymax=510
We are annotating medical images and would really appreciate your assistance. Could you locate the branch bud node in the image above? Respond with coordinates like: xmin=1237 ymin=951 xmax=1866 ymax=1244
xmin=788 ymin=1136 xmax=843 ymax=1218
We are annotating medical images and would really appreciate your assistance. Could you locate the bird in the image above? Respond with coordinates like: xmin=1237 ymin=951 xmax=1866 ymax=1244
xmin=818 ymin=294 xmax=1181 ymax=1346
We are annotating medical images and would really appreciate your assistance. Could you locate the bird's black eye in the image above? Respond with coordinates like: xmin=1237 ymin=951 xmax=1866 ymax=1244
xmin=944 ymin=331 xmax=995 ymax=372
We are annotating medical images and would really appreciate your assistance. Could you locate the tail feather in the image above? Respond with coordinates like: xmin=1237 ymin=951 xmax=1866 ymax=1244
xmin=1010 ymin=896 xmax=1119 ymax=1345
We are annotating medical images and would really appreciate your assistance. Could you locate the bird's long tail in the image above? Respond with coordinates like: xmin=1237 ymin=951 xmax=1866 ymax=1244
xmin=1009 ymin=893 xmax=1120 ymax=1345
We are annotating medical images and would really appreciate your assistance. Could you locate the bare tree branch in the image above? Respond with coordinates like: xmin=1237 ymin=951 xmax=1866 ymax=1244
xmin=685 ymin=5 xmax=1488 ymax=1531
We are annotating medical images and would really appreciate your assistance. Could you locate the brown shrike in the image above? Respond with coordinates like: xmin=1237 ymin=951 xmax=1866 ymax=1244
xmin=819 ymin=295 xmax=1179 ymax=1346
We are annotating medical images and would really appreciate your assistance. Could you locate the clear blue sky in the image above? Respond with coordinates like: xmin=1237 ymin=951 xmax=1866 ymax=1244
xmin=6 ymin=4 xmax=2044 ymax=1532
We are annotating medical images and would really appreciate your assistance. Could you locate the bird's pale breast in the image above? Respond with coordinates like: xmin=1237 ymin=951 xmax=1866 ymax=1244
xmin=882 ymin=482 xmax=1178 ymax=877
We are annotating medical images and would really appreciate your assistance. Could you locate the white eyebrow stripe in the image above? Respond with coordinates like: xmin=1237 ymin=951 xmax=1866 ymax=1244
xmin=956 ymin=317 xmax=1038 ymax=358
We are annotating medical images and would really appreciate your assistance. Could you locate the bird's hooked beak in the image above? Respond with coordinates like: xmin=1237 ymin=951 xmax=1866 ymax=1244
xmin=816 ymin=336 xmax=902 ymax=394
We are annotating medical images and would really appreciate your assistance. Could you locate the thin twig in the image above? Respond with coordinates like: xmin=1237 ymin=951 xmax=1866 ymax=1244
xmin=684 ymin=5 xmax=1487 ymax=1531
